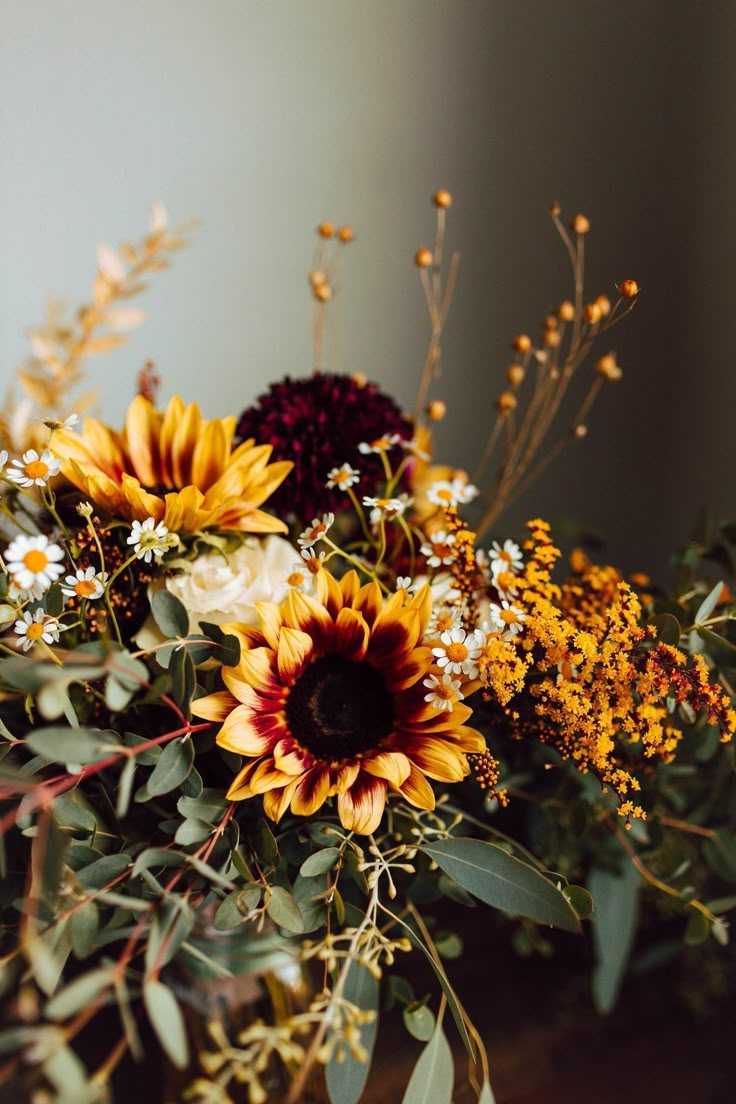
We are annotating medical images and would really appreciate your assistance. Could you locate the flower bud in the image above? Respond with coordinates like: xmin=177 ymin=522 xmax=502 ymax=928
xmin=506 ymin=363 xmax=525 ymax=386
xmin=496 ymin=391 xmax=518 ymax=414
xmin=571 ymin=214 xmax=590 ymax=235
xmin=511 ymin=334 xmax=531 ymax=354
xmin=574 ymin=424 xmax=588 ymax=438
xmin=433 ymin=189 xmax=452 ymax=209
xmin=309 ymin=269 xmax=328 ymax=288
xmin=543 ymin=329 xmax=561 ymax=348
xmin=558 ymin=300 xmax=575 ymax=322
xmin=596 ymin=354 xmax=622 ymax=381
xmin=415 ymin=247 xmax=433 ymax=268
xmin=550 ymin=201 xmax=561 ymax=217
xmin=619 ymin=278 xmax=639 ymax=298
xmin=314 ymin=283 xmax=332 ymax=302
xmin=337 ymin=225 xmax=355 ymax=243
xmin=595 ymin=295 xmax=611 ymax=316
xmin=427 ymin=399 xmax=446 ymax=421
xmin=584 ymin=302 xmax=602 ymax=324
xmin=318 ymin=221 xmax=334 ymax=238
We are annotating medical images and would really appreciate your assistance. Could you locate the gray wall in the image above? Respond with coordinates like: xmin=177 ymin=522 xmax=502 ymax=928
xmin=1 ymin=0 xmax=733 ymax=578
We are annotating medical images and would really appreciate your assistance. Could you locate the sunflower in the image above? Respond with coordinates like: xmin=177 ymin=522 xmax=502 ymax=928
xmin=193 ymin=571 xmax=485 ymax=834
xmin=52 ymin=394 xmax=292 ymax=536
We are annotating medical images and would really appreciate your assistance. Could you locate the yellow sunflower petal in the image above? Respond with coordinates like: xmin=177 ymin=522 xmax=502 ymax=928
xmin=171 ymin=401 xmax=202 ymax=488
xmin=339 ymin=571 xmax=360 ymax=605
xmin=277 ymin=626 xmax=314 ymax=685
xmin=289 ymin=766 xmax=332 ymax=817
xmin=334 ymin=607 xmax=369 ymax=662
xmin=226 ymin=759 xmax=260 ymax=801
xmin=399 ymin=763 xmax=436 ymax=810
xmin=125 ymin=394 xmax=160 ymax=488
xmin=337 ymin=774 xmax=388 ymax=835
xmin=256 ymin=602 xmax=284 ymax=651
xmin=263 ymin=780 xmax=298 ymax=822
xmin=362 ymin=750 xmax=412 ymax=788
xmin=191 ymin=689 xmax=239 ymax=722
xmin=216 ymin=705 xmax=279 ymax=756
xmin=402 ymin=735 xmax=469 ymax=782
xmin=249 ymin=759 xmax=294 ymax=794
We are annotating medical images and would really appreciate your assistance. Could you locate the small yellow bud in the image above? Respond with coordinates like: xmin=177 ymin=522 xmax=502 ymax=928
xmin=317 ymin=221 xmax=334 ymax=238
xmin=415 ymin=247 xmax=433 ymax=268
xmin=506 ymin=363 xmax=525 ymax=387
xmin=619 ymin=278 xmax=639 ymax=298
xmin=574 ymin=424 xmax=588 ymax=438
xmin=596 ymin=354 xmax=622 ymax=381
xmin=511 ymin=334 xmax=532 ymax=354
xmin=543 ymin=313 xmax=558 ymax=330
xmin=558 ymin=300 xmax=575 ymax=322
xmin=571 ymin=213 xmax=590 ymax=235
xmin=337 ymin=225 xmax=355 ymax=243
xmin=352 ymin=372 xmax=367 ymax=388
xmin=314 ymin=283 xmax=332 ymax=302
xmin=584 ymin=302 xmax=602 ymax=324
xmin=543 ymin=329 xmax=561 ymax=348
xmin=427 ymin=399 xmax=446 ymax=421
xmin=309 ymin=269 xmax=328 ymax=289
xmin=550 ymin=201 xmax=561 ymax=217
xmin=496 ymin=391 xmax=518 ymax=414
xmin=595 ymin=294 xmax=611 ymax=316
xmin=433 ymin=189 xmax=452 ymax=209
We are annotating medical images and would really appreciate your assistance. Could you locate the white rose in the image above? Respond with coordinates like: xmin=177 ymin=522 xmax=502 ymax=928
xmin=167 ymin=535 xmax=313 ymax=630
xmin=134 ymin=536 xmax=314 ymax=652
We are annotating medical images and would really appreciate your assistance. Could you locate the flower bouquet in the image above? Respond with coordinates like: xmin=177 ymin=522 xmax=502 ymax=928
xmin=0 ymin=195 xmax=734 ymax=1104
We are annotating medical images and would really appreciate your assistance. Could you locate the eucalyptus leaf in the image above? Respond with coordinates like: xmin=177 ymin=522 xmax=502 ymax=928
xmin=694 ymin=581 xmax=724 ymax=627
xmin=300 ymin=847 xmax=340 ymax=878
xmin=588 ymin=859 xmax=640 ymax=1013
xmin=147 ymin=737 xmax=194 ymax=796
xmin=479 ymin=1079 xmax=497 ymax=1104
xmin=143 ymin=979 xmax=189 ymax=1069
xmin=647 ymin=612 xmax=681 ymax=647
xmin=401 ymin=1024 xmax=453 ymax=1104
xmin=45 ymin=965 xmax=114 ymax=1021
xmin=69 ymin=900 xmax=100 ymax=959
xmin=76 ymin=853 xmax=131 ymax=890
xmin=175 ymin=818 xmax=212 ymax=846
xmin=214 ymin=886 xmax=262 ymax=931
xmin=403 ymin=1002 xmax=435 ymax=1042
xmin=326 ymin=959 xmax=379 ymax=1104
xmin=266 ymin=886 xmax=305 ymax=934
xmin=422 ymin=838 xmax=579 ymax=932
xmin=151 ymin=590 xmax=189 ymax=639
xmin=25 ymin=727 xmax=111 ymax=766
xmin=116 ymin=757 xmax=136 ymax=819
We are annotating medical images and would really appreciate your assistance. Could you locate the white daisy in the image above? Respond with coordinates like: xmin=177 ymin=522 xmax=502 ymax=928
xmin=396 ymin=575 xmax=412 ymax=591
xmin=298 ymin=513 xmax=335 ymax=549
xmin=432 ymin=626 xmax=483 ymax=678
xmin=61 ymin=566 xmax=108 ymax=601
xmin=426 ymin=478 xmax=479 ymax=508
xmin=423 ymin=672 xmax=464 ymax=713
xmin=286 ymin=563 xmax=310 ymax=591
xmin=5 ymin=534 xmax=65 ymax=593
xmin=325 ymin=464 xmax=360 ymax=490
xmin=44 ymin=413 xmax=79 ymax=431
xmin=427 ymin=604 xmax=465 ymax=638
xmin=0 ymin=449 xmax=7 ymax=475
xmin=420 ymin=530 xmax=457 ymax=568
xmin=401 ymin=437 xmax=431 ymax=462
xmin=358 ymin=433 xmax=400 ymax=455
xmin=127 ymin=517 xmax=171 ymax=563
xmin=489 ymin=539 xmax=524 ymax=576
xmin=14 ymin=609 xmax=61 ymax=651
xmin=362 ymin=495 xmax=409 ymax=524
xmin=6 ymin=449 xmax=62 ymax=488
xmin=484 ymin=599 xmax=527 ymax=638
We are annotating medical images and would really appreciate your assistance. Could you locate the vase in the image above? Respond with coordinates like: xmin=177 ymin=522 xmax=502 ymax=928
xmin=162 ymin=916 xmax=328 ymax=1104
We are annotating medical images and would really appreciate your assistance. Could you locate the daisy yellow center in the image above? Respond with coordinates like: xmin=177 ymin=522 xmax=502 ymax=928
xmin=26 ymin=622 xmax=45 ymax=641
xmin=75 ymin=579 xmax=97 ymax=597
xmin=287 ymin=572 xmax=305 ymax=587
xmin=24 ymin=460 xmax=49 ymax=480
xmin=435 ymin=612 xmax=456 ymax=632
xmin=499 ymin=550 xmax=512 ymax=564
xmin=446 ymin=642 xmax=468 ymax=663
xmin=285 ymin=654 xmax=393 ymax=759
xmin=335 ymin=469 xmax=351 ymax=482
xmin=500 ymin=608 xmax=519 ymax=624
xmin=436 ymin=488 xmax=453 ymax=503
xmin=23 ymin=550 xmax=49 ymax=573
xmin=435 ymin=543 xmax=453 ymax=559
xmin=433 ymin=681 xmax=455 ymax=700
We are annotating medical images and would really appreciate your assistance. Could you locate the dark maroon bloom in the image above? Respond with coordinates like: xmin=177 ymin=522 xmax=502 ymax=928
xmin=235 ymin=373 xmax=411 ymax=522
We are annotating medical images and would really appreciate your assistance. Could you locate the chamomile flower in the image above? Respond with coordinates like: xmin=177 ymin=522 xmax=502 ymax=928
xmin=396 ymin=576 xmax=412 ymax=591
xmin=485 ymin=599 xmax=527 ymax=638
xmin=61 ymin=566 xmax=108 ymax=601
xmin=300 ymin=548 xmax=327 ymax=572
xmin=358 ymin=433 xmax=400 ymax=455
xmin=5 ymin=534 xmax=65 ymax=593
xmin=286 ymin=563 xmax=310 ymax=591
xmin=427 ymin=604 xmax=464 ymax=637
xmin=14 ymin=609 xmax=61 ymax=651
xmin=6 ymin=449 xmax=61 ymax=488
xmin=489 ymin=539 xmax=524 ymax=576
xmin=298 ymin=513 xmax=334 ymax=549
xmin=423 ymin=672 xmax=464 ymax=713
xmin=44 ymin=413 xmax=79 ymax=431
xmin=432 ymin=626 xmax=483 ymax=678
xmin=325 ymin=463 xmax=360 ymax=491
xmin=362 ymin=495 xmax=409 ymax=524
xmin=127 ymin=517 xmax=170 ymax=563
xmin=401 ymin=437 xmax=431 ymax=462
xmin=427 ymin=478 xmax=479 ymax=508
xmin=420 ymin=530 xmax=457 ymax=567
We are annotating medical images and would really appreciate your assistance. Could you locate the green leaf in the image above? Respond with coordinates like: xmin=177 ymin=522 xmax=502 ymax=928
xmin=300 ymin=847 xmax=340 ymax=878
xmin=175 ymin=818 xmax=212 ymax=846
xmin=214 ymin=886 xmax=262 ymax=931
xmin=177 ymin=790 xmax=227 ymax=823
xmin=703 ymin=829 xmax=736 ymax=883
xmin=326 ymin=959 xmax=379 ymax=1104
xmin=684 ymin=909 xmax=710 ymax=946
xmin=422 ymin=838 xmax=579 ymax=932
xmin=76 ymin=853 xmax=131 ymax=890
xmin=151 ymin=590 xmax=189 ymax=639
xmin=45 ymin=965 xmax=114 ymax=1021
xmin=170 ymin=647 xmax=196 ymax=715
xmin=401 ymin=1024 xmax=453 ymax=1104
xmin=563 ymin=885 xmax=594 ymax=920
xmin=131 ymin=848 xmax=188 ymax=876
xmin=69 ymin=901 xmax=100 ymax=959
xmin=588 ymin=860 xmax=640 ymax=1013
xmin=266 ymin=886 xmax=305 ymax=934
xmin=147 ymin=737 xmax=194 ymax=796
xmin=200 ymin=621 xmax=241 ymax=666
xmin=694 ymin=581 xmax=724 ymax=627
xmin=403 ymin=1002 xmax=435 ymax=1042
xmin=143 ymin=979 xmax=189 ymax=1069
xmin=647 ymin=613 xmax=681 ymax=647
xmin=25 ymin=727 xmax=112 ymax=765
xmin=116 ymin=757 xmax=136 ymax=819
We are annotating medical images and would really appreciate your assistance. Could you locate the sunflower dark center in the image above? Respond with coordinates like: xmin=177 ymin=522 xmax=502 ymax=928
xmin=285 ymin=654 xmax=393 ymax=759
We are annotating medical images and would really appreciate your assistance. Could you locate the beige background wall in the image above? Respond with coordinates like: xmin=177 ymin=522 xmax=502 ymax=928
xmin=1 ymin=0 xmax=733 ymax=576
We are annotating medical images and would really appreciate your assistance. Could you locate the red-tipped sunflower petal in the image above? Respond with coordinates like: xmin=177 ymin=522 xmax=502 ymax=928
xmin=362 ymin=750 xmax=412 ymax=788
xmin=289 ymin=766 xmax=332 ymax=817
xmin=339 ymin=570 xmax=360 ymax=606
xmin=399 ymin=763 xmax=436 ymax=810
xmin=317 ymin=569 xmax=344 ymax=618
xmin=355 ymin=580 xmax=383 ymax=626
xmin=250 ymin=759 xmax=294 ymax=794
xmin=408 ymin=583 xmax=433 ymax=638
xmin=262 ymin=780 xmax=298 ymax=822
xmin=255 ymin=602 xmax=283 ymax=651
xmin=277 ymin=626 xmax=314 ymax=685
xmin=124 ymin=394 xmax=160 ymax=488
xmin=191 ymin=689 xmax=239 ymax=722
xmin=283 ymin=589 xmax=333 ymax=650
xmin=226 ymin=759 xmax=260 ymax=801
xmin=273 ymin=737 xmax=314 ymax=776
xmin=216 ymin=704 xmax=280 ymax=756
xmin=384 ymin=646 xmax=434 ymax=691
xmin=337 ymin=774 xmax=388 ymax=835
xmin=401 ymin=735 xmax=469 ymax=782
xmin=334 ymin=607 xmax=369 ymax=661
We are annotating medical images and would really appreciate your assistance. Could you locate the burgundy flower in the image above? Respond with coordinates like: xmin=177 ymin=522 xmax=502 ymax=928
xmin=235 ymin=373 xmax=410 ymax=522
